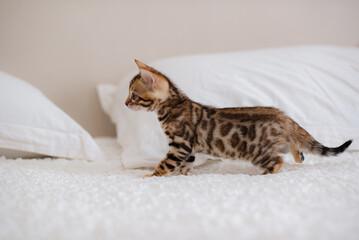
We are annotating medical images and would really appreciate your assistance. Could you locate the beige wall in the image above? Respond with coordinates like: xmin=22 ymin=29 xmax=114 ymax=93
xmin=1 ymin=0 xmax=358 ymax=136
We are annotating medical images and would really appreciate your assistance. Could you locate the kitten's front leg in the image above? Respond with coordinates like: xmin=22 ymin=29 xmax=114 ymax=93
xmin=143 ymin=148 xmax=191 ymax=178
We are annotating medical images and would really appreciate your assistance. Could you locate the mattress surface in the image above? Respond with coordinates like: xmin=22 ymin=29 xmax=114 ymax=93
xmin=1 ymin=138 xmax=358 ymax=240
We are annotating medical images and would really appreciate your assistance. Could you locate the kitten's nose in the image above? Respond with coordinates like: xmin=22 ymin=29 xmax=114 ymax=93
xmin=125 ymin=98 xmax=130 ymax=106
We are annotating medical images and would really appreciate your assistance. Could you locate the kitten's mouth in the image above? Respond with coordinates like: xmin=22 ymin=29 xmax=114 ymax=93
xmin=127 ymin=105 xmax=142 ymax=111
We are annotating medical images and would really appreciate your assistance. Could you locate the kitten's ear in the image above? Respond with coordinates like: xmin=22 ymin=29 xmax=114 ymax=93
xmin=135 ymin=60 xmax=156 ymax=90
xmin=134 ymin=59 xmax=169 ymax=100
xmin=140 ymin=69 xmax=155 ymax=90
xmin=135 ymin=59 xmax=148 ymax=69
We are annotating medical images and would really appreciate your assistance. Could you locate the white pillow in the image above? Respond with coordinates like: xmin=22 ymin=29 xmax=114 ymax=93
xmin=0 ymin=71 xmax=104 ymax=161
xmin=99 ymin=46 xmax=359 ymax=168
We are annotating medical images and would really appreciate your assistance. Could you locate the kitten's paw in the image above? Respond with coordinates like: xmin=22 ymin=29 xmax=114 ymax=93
xmin=142 ymin=173 xmax=154 ymax=178
xmin=180 ymin=168 xmax=191 ymax=176
xmin=300 ymin=152 xmax=305 ymax=162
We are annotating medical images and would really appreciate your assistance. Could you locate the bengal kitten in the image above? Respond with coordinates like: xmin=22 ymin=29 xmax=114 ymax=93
xmin=125 ymin=60 xmax=352 ymax=177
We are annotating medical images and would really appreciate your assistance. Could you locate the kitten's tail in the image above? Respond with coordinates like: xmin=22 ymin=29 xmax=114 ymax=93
xmin=304 ymin=138 xmax=352 ymax=156
xmin=291 ymin=122 xmax=352 ymax=156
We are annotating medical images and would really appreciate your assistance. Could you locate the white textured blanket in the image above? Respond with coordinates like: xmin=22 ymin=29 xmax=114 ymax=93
xmin=1 ymin=138 xmax=359 ymax=240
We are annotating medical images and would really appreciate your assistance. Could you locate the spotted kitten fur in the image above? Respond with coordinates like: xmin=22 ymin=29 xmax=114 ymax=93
xmin=125 ymin=60 xmax=352 ymax=177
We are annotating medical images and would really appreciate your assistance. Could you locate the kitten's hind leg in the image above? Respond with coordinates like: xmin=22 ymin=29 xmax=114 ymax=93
xmin=290 ymin=143 xmax=303 ymax=163
xmin=260 ymin=155 xmax=283 ymax=175
xmin=180 ymin=156 xmax=195 ymax=175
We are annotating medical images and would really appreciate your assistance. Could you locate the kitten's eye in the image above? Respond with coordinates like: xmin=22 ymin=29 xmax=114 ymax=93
xmin=131 ymin=93 xmax=137 ymax=100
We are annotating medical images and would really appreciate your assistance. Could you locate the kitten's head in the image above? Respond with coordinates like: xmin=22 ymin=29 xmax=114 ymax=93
xmin=125 ymin=60 xmax=170 ymax=111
